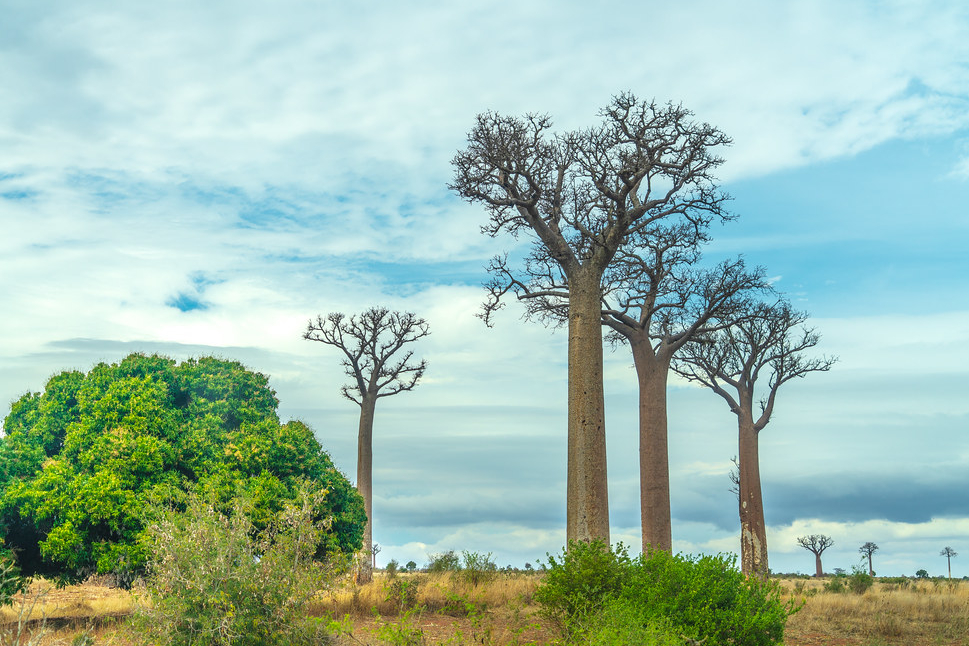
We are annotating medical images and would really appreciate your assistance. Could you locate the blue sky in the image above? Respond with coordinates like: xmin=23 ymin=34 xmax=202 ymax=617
xmin=1 ymin=0 xmax=968 ymax=577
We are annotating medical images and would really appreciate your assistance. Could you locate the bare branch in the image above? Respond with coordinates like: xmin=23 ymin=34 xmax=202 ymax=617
xmin=450 ymin=93 xmax=733 ymax=326
xmin=672 ymin=299 xmax=835 ymax=431
xmin=797 ymin=534 xmax=834 ymax=556
xmin=304 ymin=307 xmax=430 ymax=405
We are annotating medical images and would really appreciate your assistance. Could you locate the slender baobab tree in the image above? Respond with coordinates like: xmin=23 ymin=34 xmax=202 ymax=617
xmin=797 ymin=534 xmax=834 ymax=577
xmin=304 ymin=307 xmax=429 ymax=583
xmin=451 ymin=93 xmax=732 ymax=543
xmin=941 ymin=546 xmax=958 ymax=579
xmin=600 ymin=226 xmax=767 ymax=551
xmin=859 ymin=542 xmax=879 ymax=576
xmin=674 ymin=301 xmax=835 ymax=577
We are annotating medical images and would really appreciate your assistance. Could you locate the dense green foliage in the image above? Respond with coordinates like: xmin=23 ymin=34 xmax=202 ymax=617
xmin=0 ymin=353 xmax=365 ymax=581
xmin=580 ymin=598 xmax=685 ymax=646
xmin=134 ymin=491 xmax=332 ymax=646
xmin=536 ymin=540 xmax=800 ymax=646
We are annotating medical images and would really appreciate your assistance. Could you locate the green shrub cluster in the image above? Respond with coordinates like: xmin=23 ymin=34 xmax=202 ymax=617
xmin=824 ymin=567 xmax=873 ymax=594
xmin=460 ymin=550 xmax=498 ymax=586
xmin=133 ymin=489 xmax=336 ymax=646
xmin=0 ymin=353 xmax=365 ymax=582
xmin=426 ymin=550 xmax=461 ymax=572
xmin=535 ymin=540 xmax=800 ymax=646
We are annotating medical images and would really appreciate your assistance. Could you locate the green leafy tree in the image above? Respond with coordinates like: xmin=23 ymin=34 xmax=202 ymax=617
xmin=0 ymin=353 xmax=365 ymax=581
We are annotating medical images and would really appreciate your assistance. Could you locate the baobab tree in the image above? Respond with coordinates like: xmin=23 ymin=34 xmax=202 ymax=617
xmin=451 ymin=93 xmax=732 ymax=543
xmin=859 ymin=542 xmax=879 ymax=576
xmin=941 ymin=546 xmax=958 ymax=579
xmin=674 ymin=301 xmax=835 ymax=577
xmin=304 ymin=307 xmax=429 ymax=583
xmin=797 ymin=534 xmax=834 ymax=577
xmin=601 ymin=228 xmax=767 ymax=551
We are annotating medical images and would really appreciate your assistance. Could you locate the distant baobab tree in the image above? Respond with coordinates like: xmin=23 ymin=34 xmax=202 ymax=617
xmin=304 ymin=307 xmax=429 ymax=583
xmin=673 ymin=300 xmax=835 ymax=578
xmin=451 ymin=93 xmax=733 ymax=544
xmin=797 ymin=534 xmax=834 ymax=577
xmin=940 ymin=546 xmax=958 ymax=579
xmin=859 ymin=542 xmax=879 ymax=576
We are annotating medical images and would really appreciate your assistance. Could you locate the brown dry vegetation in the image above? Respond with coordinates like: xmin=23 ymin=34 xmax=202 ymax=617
xmin=4 ymin=573 xmax=968 ymax=645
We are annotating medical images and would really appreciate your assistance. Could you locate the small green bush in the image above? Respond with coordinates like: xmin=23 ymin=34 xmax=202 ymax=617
xmin=534 ymin=540 xmax=632 ymax=636
xmin=133 ymin=488 xmax=336 ymax=646
xmin=460 ymin=550 xmax=498 ymax=586
xmin=823 ymin=575 xmax=846 ymax=594
xmin=536 ymin=542 xmax=799 ymax=646
xmin=580 ymin=598 xmax=683 ymax=646
xmin=847 ymin=567 xmax=874 ymax=594
xmin=426 ymin=550 xmax=461 ymax=573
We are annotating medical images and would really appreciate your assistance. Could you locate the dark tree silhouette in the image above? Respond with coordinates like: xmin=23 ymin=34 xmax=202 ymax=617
xmin=797 ymin=534 xmax=834 ymax=577
xmin=451 ymin=93 xmax=732 ymax=543
xmin=304 ymin=308 xmax=429 ymax=583
xmin=941 ymin=546 xmax=958 ymax=579
xmin=674 ymin=301 xmax=835 ymax=578
xmin=859 ymin=542 xmax=879 ymax=576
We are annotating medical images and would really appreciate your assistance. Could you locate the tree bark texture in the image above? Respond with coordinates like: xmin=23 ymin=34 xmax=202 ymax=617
xmin=631 ymin=338 xmax=672 ymax=552
xmin=356 ymin=395 xmax=376 ymax=584
xmin=566 ymin=270 xmax=610 ymax=544
xmin=738 ymin=413 xmax=769 ymax=579
xmin=814 ymin=553 xmax=824 ymax=577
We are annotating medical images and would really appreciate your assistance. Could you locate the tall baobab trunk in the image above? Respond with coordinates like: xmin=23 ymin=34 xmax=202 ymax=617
xmin=630 ymin=337 xmax=672 ymax=551
xmin=738 ymin=409 xmax=768 ymax=579
xmin=813 ymin=552 xmax=824 ymax=578
xmin=356 ymin=395 xmax=376 ymax=584
xmin=566 ymin=270 xmax=610 ymax=544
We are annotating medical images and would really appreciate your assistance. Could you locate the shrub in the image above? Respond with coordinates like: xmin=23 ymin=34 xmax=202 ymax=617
xmin=534 ymin=540 xmax=632 ymax=636
xmin=536 ymin=542 xmax=799 ymax=646
xmin=847 ymin=566 xmax=874 ymax=594
xmin=461 ymin=550 xmax=498 ymax=586
xmin=386 ymin=558 xmax=399 ymax=577
xmin=624 ymin=550 xmax=798 ymax=646
xmin=133 ymin=489 xmax=335 ymax=646
xmin=426 ymin=550 xmax=461 ymax=573
xmin=823 ymin=575 xmax=846 ymax=594
xmin=580 ymin=598 xmax=683 ymax=646
xmin=0 ymin=353 xmax=365 ymax=582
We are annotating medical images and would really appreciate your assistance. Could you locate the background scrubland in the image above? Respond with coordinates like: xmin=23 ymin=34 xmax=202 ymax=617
xmin=4 ymin=571 xmax=968 ymax=646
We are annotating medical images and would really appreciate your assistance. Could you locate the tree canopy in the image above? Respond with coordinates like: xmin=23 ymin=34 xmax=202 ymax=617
xmin=0 ymin=353 xmax=365 ymax=581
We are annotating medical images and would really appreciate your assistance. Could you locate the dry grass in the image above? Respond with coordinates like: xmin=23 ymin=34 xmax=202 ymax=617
xmin=5 ymin=573 xmax=969 ymax=645
xmin=0 ymin=578 xmax=134 ymax=625
xmin=781 ymin=577 xmax=969 ymax=645
xmin=315 ymin=570 xmax=540 ymax=617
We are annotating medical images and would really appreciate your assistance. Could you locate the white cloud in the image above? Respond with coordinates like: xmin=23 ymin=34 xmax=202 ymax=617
xmin=1 ymin=0 xmax=968 ymax=577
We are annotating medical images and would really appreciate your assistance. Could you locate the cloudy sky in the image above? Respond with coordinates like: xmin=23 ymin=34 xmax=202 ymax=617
xmin=2 ymin=1 xmax=967 ymax=577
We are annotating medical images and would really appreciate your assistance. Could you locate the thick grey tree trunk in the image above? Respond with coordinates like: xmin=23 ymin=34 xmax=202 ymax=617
xmin=356 ymin=395 xmax=376 ymax=584
xmin=566 ymin=269 xmax=610 ymax=544
xmin=738 ymin=412 xmax=769 ymax=579
xmin=631 ymin=337 xmax=673 ymax=552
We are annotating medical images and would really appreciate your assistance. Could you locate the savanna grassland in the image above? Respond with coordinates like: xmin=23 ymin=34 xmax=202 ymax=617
xmin=4 ymin=572 xmax=968 ymax=646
